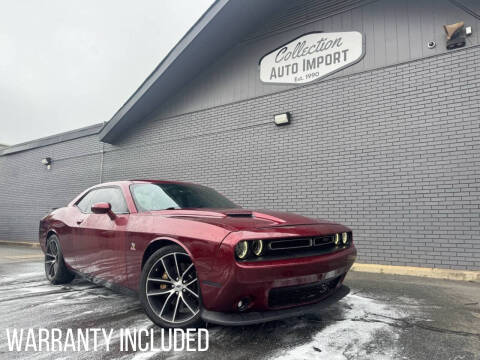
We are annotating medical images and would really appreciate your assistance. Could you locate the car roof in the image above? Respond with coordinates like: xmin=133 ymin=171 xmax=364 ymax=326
xmin=129 ymin=179 xmax=196 ymax=185
xmin=88 ymin=180 xmax=197 ymax=186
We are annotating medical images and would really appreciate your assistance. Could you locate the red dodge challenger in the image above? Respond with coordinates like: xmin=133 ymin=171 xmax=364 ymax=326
xmin=39 ymin=180 xmax=357 ymax=327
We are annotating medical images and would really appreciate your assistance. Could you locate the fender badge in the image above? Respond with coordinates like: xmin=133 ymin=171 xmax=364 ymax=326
xmin=130 ymin=242 xmax=136 ymax=251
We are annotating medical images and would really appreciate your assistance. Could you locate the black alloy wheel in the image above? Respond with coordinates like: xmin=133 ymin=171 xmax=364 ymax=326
xmin=140 ymin=245 xmax=202 ymax=328
xmin=44 ymin=235 xmax=74 ymax=284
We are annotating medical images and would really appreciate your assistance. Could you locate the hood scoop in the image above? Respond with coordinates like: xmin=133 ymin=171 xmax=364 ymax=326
xmin=224 ymin=211 xmax=286 ymax=224
xmin=252 ymin=211 xmax=287 ymax=224
xmin=225 ymin=212 xmax=253 ymax=218
xmin=159 ymin=209 xmax=310 ymax=228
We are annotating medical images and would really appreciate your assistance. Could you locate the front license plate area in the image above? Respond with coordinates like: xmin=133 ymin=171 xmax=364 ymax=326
xmin=324 ymin=267 xmax=345 ymax=280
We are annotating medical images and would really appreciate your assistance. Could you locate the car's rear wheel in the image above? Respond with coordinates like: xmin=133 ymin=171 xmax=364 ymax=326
xmin=140 ymin=245 xmax=202 ymax=328
xmin=45 ymin=235 xmax=74 ymax=284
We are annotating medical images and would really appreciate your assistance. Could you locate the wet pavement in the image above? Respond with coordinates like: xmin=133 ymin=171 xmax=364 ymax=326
xmin=0 ymin=244 xmax=479 ymax=359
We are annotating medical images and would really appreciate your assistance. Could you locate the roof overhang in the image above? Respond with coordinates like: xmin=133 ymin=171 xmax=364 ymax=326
xmin=99 ymin=0 xmax=286 ymax=143
xmin=1 ymin=123 xmax=103 ymax=156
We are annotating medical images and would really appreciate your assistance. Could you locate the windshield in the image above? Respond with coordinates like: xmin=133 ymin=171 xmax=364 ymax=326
xmin=131 ymin=183 xmax=239 ymax=211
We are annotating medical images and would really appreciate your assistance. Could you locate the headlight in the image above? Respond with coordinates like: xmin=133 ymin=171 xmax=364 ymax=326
xmin=334 ymin=233 xmax=340 ymax=246
xmin=342 ymin=232 xmax=348 ymax=244
xmin=235 ymin=241 xmax=249 ymax=259
xmin=251 ymin=240 xmax=264 ymax=256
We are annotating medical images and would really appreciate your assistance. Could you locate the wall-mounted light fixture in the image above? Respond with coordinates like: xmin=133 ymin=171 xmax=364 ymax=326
xmin=274 ymin=112 xmax=290 ymax=126
xmin=41 ymin=157 xmax=52 ymax=170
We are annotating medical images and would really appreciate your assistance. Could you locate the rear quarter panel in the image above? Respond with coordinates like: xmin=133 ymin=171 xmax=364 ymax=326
xmin=39 ymin=207 xmax=78 ymax=269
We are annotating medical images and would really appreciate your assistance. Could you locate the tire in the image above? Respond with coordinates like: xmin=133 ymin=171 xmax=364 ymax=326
xmin=140 ymin=245 xmax=202 ymax=328
xmin=44 ymin=235 xmax=75 ymax=284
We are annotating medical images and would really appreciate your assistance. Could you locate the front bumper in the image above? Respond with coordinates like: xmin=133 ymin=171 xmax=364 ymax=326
xmin=199 ymin=225 xmax=357 ymax=313
xmin=200 ymin=285 xmax=350 ymax=326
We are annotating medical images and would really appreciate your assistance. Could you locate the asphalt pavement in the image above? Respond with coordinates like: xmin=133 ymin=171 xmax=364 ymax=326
xmin=0 ymin=244 xmax=479 ymax=360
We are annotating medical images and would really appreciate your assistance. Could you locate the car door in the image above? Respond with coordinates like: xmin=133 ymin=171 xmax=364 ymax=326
xmin=74 ymin=186 xmax=129 ymax=284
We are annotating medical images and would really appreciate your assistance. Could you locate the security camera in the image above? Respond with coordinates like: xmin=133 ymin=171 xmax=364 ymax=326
xmin=444 ymin=21 xmax=467 ymax=50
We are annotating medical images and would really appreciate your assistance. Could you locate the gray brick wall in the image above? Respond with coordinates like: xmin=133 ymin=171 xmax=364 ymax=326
xmin=0 ymin=135 xmax=102 ymax=241
xmin=104 ymin=45 xmax=480 ymax=270
xmin=155 ymin=0 xmax=480 ymax=120
xmin=0 ymin=45 xmax=479 ymax=270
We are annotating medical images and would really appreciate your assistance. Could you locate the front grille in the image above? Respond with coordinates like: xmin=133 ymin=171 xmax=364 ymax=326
xmin=268 ymin=276 xmax=341 ymax=308
xmin=268 ymin=238 xmax=312 ymax=250
xmin=267 ymin=235 xmax=335 ymax=250
xmin=314 ymin=235 xmax=336 ymax=247
xmin=238 ymin=233 xmax=352 ymax=262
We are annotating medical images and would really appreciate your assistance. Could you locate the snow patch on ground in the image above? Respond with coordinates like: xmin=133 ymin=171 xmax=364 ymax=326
xmin=270 ymin=293 xmax=418 ymax=360
xmin=0 ymin=272 xmax=43 ymax=285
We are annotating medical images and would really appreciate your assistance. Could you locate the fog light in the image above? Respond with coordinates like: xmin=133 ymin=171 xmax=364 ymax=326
xmin=235 ymin=241 xmax=249 ymax=259
xmin=342 ymin=232 xmax=348 ymax=245
xmin=334 ymin=233 xmax=340 ymax=246
xmin=237 ymin=298 xmax=250 ymax=312
xmin=252 ymin=240 xmax=264 ymax=256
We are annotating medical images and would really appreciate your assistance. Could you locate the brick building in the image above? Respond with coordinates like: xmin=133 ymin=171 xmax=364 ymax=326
xmin=1 ymin=0 xmax=479 ymax=270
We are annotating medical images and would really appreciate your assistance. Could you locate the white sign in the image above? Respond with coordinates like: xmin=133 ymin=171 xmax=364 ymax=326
xmin=259 ymin=31 xmax=364 ymax=84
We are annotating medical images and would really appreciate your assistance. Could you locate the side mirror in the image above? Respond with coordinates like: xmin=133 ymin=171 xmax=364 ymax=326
xmin=91 ymin=202 xmax=112 ymax=214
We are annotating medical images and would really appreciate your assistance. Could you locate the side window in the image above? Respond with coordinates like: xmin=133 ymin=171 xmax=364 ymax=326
xmin=76 ymin=187 xmax=128 ymax=214
xmin=76 ymin=191 xmax=97 ymax=213
xmin=91 ymin=187 xmax=129 ymax=214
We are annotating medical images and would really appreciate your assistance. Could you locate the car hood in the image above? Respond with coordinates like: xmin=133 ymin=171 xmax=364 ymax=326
xmin=150 ymin=208 xmax=335 ymax=232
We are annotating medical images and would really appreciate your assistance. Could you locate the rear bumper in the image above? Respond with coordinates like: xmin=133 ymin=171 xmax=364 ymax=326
xmin=200 ymin=285 xmax=350 ymax=326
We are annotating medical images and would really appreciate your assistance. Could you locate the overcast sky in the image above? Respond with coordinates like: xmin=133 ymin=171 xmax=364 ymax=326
xmin=0 ymin=0 xmax=214 ymax=146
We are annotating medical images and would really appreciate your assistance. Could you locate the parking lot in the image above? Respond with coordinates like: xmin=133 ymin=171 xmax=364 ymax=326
xmin=0 ymin=244 xmax=479 ymax=360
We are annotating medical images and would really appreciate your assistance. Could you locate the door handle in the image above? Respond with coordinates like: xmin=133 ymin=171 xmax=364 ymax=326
xmin=76 ymin=219 xmax=84 ymax=225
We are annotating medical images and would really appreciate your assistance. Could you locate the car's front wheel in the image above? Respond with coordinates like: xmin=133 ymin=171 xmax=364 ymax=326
xmin=44 ymin=235 xmax=74 ymax=284
xmin=140 ymin=245 xmax=202 ymax=328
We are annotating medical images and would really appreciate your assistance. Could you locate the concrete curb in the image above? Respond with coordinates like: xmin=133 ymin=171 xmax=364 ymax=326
xmin=352 ymin=263 xmax=480 ymax=282
xmin=0 ymin=240 xmax=40 ymax=248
